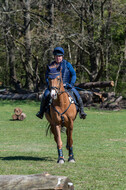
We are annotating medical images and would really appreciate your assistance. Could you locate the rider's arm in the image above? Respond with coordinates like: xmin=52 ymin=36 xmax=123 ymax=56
xmin=67 ymin=62 xmax=76 ymax=86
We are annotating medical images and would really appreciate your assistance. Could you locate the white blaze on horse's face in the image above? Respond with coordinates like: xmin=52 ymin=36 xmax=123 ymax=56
xmin=51 ymin=89 xmax=57 ymax=99
xmin=49 ymin=75 xmax=61 ymax=100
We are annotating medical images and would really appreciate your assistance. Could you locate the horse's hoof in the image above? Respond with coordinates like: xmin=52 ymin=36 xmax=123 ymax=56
xmin=57 ymin=158 xmax=65 ymax=164
xmin=68 ymin=156 xmax=75 ymax=163
xmin=68 ymin=159 xmax=75 ymax=163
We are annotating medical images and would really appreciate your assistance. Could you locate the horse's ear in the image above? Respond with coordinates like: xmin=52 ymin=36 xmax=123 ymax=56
xmin=47 ymin=65 xmax=50 ymax=71
xmin=57 ymin=65 xmax=61 ymax=71
xmin=58 ymin=66 xmax=62 ymax=77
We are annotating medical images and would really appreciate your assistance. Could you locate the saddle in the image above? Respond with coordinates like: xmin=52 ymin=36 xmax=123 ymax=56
xmin=65 ymin=88 xmax=79 ymax=112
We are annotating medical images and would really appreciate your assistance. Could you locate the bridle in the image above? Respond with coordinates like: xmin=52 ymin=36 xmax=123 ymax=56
xmin=49 ymin=76 xmax=62 ymax=95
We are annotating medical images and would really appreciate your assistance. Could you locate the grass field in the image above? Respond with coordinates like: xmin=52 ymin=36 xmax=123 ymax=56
xmin=0 ymin=100 xmax=126 ymax=190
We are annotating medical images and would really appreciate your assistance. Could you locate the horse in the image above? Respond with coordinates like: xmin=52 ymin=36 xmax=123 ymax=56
xmin=45 ymin=66 xmax=77 ymax=164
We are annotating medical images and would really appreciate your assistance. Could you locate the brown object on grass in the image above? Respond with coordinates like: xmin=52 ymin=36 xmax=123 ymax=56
xmin=14 ymin=107 xmax=22 ymax=116
xmin=18 ymin=113 xmax=26 ymax=121
xmin=12 ymin=114 xmax=18 ymax=120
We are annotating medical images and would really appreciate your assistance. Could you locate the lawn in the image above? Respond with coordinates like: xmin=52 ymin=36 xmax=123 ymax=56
xmin=0 ymin=100 xmax=126 ymax=190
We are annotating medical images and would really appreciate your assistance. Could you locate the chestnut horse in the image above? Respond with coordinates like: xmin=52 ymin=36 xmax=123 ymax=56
xmin=45 ymin=66 xmax=77 ymax=164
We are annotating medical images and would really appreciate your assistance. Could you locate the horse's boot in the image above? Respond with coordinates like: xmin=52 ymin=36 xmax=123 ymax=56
xmin=36 ymin=95 xmax=46 ymax=119
xmin=78 ymin=98 xmax=87 ymax=119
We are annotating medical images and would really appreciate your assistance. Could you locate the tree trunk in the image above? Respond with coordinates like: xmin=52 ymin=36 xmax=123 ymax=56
xmin=46 ymin=0 xmax=55 ymax=63
xmin=114 ymin=57 xmax=123 ymax=92
xmin=3 ymin=0 xmax=19 ymax=89
xmin=22 ymin=0 xmax=34 ymax=91
xmin=124 ymin=27 xmax=126 ymax=60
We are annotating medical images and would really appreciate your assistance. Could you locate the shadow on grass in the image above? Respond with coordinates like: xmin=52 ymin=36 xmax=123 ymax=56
xmin=0 ymin=156 xmax=54 ymax=162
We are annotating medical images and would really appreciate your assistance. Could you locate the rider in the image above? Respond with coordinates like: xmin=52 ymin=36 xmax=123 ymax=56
xmin=36 ymin=47 xmax=87 ymax=119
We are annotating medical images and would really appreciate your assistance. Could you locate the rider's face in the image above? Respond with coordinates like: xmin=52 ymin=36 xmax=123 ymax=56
xmin=55 ymin=55 xmax=63 ymax=64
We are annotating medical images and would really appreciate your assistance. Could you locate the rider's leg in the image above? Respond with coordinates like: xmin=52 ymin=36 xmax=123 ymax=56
xmin=36 ymin=89 xmax=50 ymax=119
xmin=71 ymin=87 xmax=87 ymax=119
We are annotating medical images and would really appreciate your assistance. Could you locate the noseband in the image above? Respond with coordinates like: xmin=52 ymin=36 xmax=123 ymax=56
xmin=50 ymin=86 xmax=59 ymax=94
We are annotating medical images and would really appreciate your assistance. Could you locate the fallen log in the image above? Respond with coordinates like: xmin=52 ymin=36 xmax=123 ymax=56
xmin=79 ymin=91 xmax=93 ymax=104
xmin=0 ymin=93 xmax=38 ymax=100
xmin=14 ymin=108 xmax=22 ymax=116
xmin=12 ymin=114 xmax=18 ymax=120
xmin=115 ymin=96 xmax=123 ymax=103
xmin=75 ymin=81 xmax=114 ymax=89
xmin=93 ymin=92 xmax=104 ymax=102
xmin=102 ymin=92 xmax=115 ymax=98
xmin=100 ymin=95 xmax=123 ymax=110
xmin=18 ymin=113 xmax=26 ymax=121
xmin=119 ymin=98 xmax=126 ymax=109
xmin=12 ymin=108 xmax=26 ymax=121
xmin=107 ymin=102 xmax=120 ymax=110
xmin=79 ymin=90 xmax=104 ymax=104
xmin=0 ymin=173 xmax=74 ymax=190
xmin=12 ymin=113 xmax=26 ymax=121
xmin=0 ymin=89 xmax=7 ymax=93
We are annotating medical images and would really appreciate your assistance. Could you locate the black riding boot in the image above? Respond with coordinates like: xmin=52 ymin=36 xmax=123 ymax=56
xmin=36 ymin=95 xmax=46 ymax=119
xmin=78 ymin=97 xmax=87 ymax=119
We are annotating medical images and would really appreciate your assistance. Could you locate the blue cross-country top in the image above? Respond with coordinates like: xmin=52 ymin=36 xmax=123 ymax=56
xmin=45 ymin=59 xmax=76 ymax=87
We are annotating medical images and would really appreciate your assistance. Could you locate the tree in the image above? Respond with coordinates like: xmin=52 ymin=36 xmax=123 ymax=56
xmin=0 ymin=0 xmax=125 ymax=95
xmin=0 ymin=0 xmax=19 ymax=89
xmin=20 ymin=0 xmax=34 ymax=90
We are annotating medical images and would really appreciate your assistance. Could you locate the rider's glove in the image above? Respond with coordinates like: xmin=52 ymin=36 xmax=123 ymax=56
xmin=65 ymin=83 xmax=73 ymax=89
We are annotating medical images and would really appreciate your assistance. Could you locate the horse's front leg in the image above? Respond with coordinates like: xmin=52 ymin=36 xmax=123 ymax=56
xmin=56 ymin=125 xmax=65 ymax=164
xmin=66 ymin=120 xmax=75 ymax=163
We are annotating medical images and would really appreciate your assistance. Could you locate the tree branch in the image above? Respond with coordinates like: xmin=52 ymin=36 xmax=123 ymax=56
xmin=66 ymin=37 xmax=90 ymax=55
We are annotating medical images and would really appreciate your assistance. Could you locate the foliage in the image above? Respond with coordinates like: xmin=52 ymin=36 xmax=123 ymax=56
xmin=0 ymin=0 xmax=125 ymax=94
xmin=0 ymin=100 xmax=126 ymax=189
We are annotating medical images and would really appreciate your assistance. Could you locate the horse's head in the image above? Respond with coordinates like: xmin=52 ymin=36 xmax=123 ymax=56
xmin=48 ymin=65 xmax=62 ymax=100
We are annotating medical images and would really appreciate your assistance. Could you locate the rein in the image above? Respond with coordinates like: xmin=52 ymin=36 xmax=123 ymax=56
xmin=51 ymin=94 xmax=72 ymax=126
xmin=51 ymin=90 xmax=72 ymax=126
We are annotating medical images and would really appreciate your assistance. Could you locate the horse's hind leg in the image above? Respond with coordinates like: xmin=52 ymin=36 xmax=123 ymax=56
xmin=66 ymin=120 xmax=75 ymax=163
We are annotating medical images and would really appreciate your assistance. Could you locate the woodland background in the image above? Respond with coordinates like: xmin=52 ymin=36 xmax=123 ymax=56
xmin=0 ymin=0 xmax=126 ymax=96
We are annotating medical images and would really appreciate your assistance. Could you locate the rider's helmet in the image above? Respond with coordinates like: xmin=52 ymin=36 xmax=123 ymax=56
xmin=53 ymin=47 xmax=64 ymax=56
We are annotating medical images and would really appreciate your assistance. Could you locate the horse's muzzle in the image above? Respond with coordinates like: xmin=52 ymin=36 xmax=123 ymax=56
xmin=51 ymin=89 xmax=57 ymax=100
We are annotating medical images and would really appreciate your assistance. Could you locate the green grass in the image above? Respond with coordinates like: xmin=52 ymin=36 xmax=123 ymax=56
xmin=0 ymin=100 xmax=126 ymax=190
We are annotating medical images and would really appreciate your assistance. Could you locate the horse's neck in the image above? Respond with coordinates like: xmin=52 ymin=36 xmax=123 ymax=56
xmin=60 ymin=83 xmax=69 ymax=105
xmin=60 ymin=82 xmax=65 ymax=93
